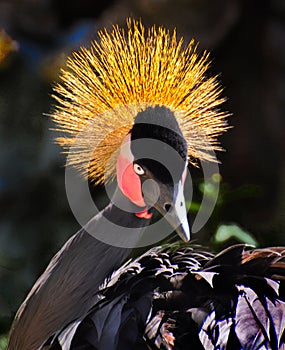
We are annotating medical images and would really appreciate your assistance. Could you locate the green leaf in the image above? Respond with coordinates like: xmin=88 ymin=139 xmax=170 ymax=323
xmin=214 ymin=224 xmax=258 ymax=246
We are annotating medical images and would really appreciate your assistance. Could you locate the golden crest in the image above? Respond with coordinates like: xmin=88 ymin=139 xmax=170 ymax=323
xmin=51 ymin=19 xmax=229 ymax=184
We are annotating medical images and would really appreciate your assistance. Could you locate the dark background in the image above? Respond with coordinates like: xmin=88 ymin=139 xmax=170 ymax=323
xmin=0 ymin=0 xmax=285 ymax=337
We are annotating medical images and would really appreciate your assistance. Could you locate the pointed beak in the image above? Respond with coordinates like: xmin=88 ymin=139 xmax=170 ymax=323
xmin=165 ymin=207 xmax=191 ymax=242
xmin=142 ymin=179 xmax=191 ymax=242
xmin=162 ymin=180 xmax=191 ymax=242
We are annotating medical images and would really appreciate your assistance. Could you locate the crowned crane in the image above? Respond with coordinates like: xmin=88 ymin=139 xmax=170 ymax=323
xmin=8 ymin=19 xmax=285 ymax=350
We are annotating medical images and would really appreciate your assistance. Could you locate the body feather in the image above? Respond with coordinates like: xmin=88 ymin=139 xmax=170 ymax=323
xmin=51 ymin=245 xmax=285 ymax=350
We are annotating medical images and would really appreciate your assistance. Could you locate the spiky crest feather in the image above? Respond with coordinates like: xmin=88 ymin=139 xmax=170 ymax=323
xmin=51 ymin=19 xmax=229 ymax=185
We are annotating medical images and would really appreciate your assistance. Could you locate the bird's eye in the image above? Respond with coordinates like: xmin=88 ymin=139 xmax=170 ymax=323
xmin=133 ymin=163 xmax=145 ymax=175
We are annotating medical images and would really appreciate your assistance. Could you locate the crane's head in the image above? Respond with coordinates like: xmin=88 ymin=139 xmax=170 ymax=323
xmin=116 ymin=105 xmax=190 ymax=241
xmin=51 ymin=19 xmax=229 ymax=243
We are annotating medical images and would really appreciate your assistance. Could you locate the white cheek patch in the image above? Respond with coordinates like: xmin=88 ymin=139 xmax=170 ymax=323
xmin=119 ymin=134 xmax=134 ymax=162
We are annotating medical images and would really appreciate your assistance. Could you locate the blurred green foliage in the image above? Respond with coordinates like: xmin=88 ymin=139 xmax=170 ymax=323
xmin=188 ymin=172 xmax=261 ymax=249
xmin=214 ymin=224 xmax=258 ymax=246
xmin=0 ymin=335 xmax=7 ymax=350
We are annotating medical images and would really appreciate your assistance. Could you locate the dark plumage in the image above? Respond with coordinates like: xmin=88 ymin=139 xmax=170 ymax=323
xmin=50 ymin=244 xmax=285 ymax=349
xmin=131 ymin=106 xmax=188 ymax=184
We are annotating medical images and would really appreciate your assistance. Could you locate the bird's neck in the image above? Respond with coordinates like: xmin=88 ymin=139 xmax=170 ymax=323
xmin=104 ymin=187 xmax=149 ymax=224
xmin=84 ymin=187 xmax=152 ymax=248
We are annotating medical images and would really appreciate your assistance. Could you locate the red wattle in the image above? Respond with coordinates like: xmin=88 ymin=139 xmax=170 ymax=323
xmin=135 ymin=209 xmax=153 ymax=219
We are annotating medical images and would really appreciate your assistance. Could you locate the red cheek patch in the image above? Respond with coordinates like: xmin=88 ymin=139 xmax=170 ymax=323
xmin=117 ymin=153 xmax=146 ymax=208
